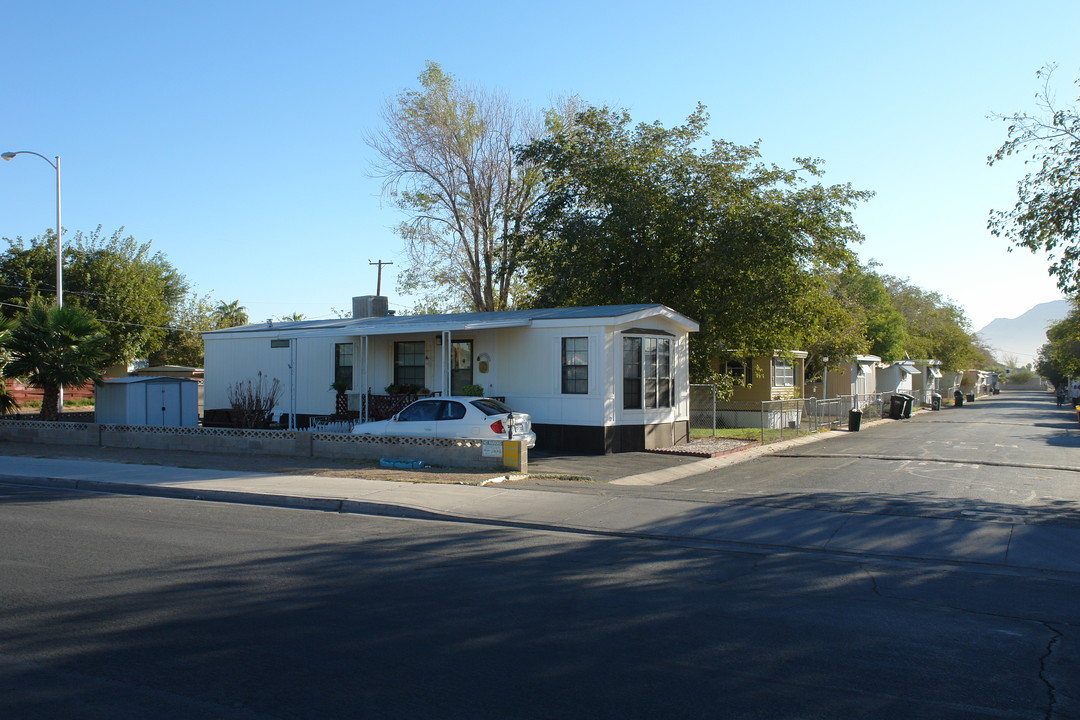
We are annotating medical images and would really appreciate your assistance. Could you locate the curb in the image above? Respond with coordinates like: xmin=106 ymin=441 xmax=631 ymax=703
xmin=7 ymin=471 xmax=1079 ymax=578
xmin=2 ymin=474 xmax=348 ymax=512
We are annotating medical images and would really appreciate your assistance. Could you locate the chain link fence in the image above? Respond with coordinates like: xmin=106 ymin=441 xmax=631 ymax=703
xmin=690 ymin=384 xmax=884 ymax=446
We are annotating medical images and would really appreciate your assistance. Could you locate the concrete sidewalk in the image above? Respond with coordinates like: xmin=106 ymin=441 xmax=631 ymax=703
xmin=2 ymin=451 xmax=1078 ymax=576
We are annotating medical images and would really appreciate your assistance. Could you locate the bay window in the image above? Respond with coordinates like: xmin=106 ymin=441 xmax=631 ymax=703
xmin=623 ymin=335 xmax=672 ymax=409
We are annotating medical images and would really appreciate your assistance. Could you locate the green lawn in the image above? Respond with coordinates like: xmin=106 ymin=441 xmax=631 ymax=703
xmin=690 ymin=427 xmax=761 ymax=440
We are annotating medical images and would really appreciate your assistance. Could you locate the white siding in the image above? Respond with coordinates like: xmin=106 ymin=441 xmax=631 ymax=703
xmin=204 ymin=335 xmax=294 ymax=417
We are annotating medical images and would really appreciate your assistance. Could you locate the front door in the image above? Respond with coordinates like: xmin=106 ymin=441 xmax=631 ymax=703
xmin=450 ymin=340 xmax=474 ymax=395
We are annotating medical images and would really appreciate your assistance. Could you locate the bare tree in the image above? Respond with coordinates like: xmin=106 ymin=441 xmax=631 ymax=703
xmin=367 ymin=62 xmax=548 ymax=312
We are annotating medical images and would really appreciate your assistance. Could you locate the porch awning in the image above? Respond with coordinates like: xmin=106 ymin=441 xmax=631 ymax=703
xmin=928 ymin=367 xmax=942 ymax=378
xmin=898 ymin=365 xmax=921 ymax=376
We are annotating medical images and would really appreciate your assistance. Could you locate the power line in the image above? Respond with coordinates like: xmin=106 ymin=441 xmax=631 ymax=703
xmin=0 ymin=300 xmax=204 ymax=334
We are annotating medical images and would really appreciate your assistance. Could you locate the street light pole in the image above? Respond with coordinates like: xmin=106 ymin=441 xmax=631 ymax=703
xmin=1 ymin=151 xmax=62 ymax=307
xmin=3 ymin=150 xmax=64 ymax=410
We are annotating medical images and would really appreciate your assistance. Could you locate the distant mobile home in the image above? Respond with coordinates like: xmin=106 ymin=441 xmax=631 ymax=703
xmin=877 ymin=360 xmax=921 ymax=395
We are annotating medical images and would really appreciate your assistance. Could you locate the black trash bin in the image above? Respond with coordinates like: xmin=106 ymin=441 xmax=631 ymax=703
xmin=848 ymin=408 xmax=863 ymax=432
xmin=889 ymin=394 xmax=906 ymax=419
xmin=896 ymin=393 xmax=915 ymax=419
xmin=954 ymin=390 xmax=964 ymax=407
xmin=966 ymin=393 xmax=975 ymax=403
xmin=931 ymin=393 xmax=941 ymax=411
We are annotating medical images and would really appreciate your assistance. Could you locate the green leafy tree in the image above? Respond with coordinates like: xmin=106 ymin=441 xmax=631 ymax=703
xmin=795 ymin=273 xmax=872 ymax=382
xmin=988 ymin=65 xmax=1080 ymax=293
xmin=882 ymin=276 xmax=984 ymax=370
xmin=4 ymin=300 xmax=109 ymax=420
xmin=1036 ymin=297 xmax=1080 ymax=383
xmin=367 ymin=62 xmax=549 ymax=312
xmin=1007 ymin=367 xmax=1037 ymax=384
xmin=212 ymin=300 xmax=248 ymax=328
xmin=519 ymin=104 xmax=872 ymax=377
xmin=148 ymin=293 xmax=217 ymax=368
xmin=823 ymin=263 xmax=908 ymax=361
xmin=0 ymin=226 xmax=188 ymax=365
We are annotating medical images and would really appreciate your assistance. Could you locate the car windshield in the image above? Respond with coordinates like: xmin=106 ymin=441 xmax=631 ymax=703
xmin=470 ymin=398 xmax=514 ymax=416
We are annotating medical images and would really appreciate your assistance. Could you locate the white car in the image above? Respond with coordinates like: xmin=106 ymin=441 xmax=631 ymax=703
xmin=351 ymin=396 xmax=537 ymax=448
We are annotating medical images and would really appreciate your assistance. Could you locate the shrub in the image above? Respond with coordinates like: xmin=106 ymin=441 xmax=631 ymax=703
xmin=227 ymin=372 xmax=283 ymax=428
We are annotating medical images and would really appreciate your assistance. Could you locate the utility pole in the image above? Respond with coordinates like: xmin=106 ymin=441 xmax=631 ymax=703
xmin=369 ymin=259 xmax=393 ymax=296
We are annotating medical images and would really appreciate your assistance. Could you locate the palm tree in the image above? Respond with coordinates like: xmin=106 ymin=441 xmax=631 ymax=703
xmin=213 ymin=300 xmax=249 ymax=328
xmin=0 ymin=315 xmax=19 ymax=415
xmin=5 ymin=301 xmax=109 ymax=420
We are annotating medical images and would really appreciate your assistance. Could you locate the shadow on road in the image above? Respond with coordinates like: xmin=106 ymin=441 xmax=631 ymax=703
xmin=2 ymin=484 xmax=1076 ymax=720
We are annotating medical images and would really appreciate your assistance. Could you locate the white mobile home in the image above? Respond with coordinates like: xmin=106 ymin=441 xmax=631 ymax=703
xmin=203 ymin=298 xmax=699 ymax=453
xmin=877 ymin=360 xmax=921 ymax=395
xmin=808 ymin=355 xmax=880 ymax=400
xmin=911 ymin=359 xmax=943 ymax=405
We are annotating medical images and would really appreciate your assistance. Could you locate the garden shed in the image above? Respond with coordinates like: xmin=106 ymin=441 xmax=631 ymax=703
xmin=95 ymin=376 xmax=200 ymax=427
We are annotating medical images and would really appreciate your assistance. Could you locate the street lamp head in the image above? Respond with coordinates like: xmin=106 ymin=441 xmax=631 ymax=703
xmin=1 ymin=152 xmax=16 ymax=161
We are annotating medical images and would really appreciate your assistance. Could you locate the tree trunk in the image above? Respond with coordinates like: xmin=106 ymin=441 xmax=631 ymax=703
xmin=38 ymin=384 xmax=60 ymax=421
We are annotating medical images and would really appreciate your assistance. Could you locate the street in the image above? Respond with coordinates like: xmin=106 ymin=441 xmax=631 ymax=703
xmin=532 ymin=389 xmax=1080 ymax=522
xmin=0 ymin=388 xmax=1077 ymax=719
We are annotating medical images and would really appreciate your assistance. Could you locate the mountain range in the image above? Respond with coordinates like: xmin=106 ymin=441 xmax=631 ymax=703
xmin=975 ymin=299 xmax=1071 ymax=365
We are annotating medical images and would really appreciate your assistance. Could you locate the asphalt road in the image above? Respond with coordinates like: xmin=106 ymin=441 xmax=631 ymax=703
xmin=1 ymin=387 xmax=1077 ymax=719
xmin=1 ymin=482 xmax=1078 ymax=719
xmin=527 ymin=389 xmax=1080 ymax=521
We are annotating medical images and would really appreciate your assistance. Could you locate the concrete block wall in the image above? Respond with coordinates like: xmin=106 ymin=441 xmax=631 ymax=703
xmin=98 ymin=426 xmax=315 ymax=458
xmin=0 ymin=420 xmax=526 ymax=472
xmin=0 ymin=420 xmax=100 ymax=447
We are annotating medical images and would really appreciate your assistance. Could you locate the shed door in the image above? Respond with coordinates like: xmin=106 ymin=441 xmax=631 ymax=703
xmin=148 ymin=383 xmax=181 ymax=426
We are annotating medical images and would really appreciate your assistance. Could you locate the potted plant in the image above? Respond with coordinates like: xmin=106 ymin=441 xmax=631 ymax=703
xmin=461 ymin=383 xmax=485 ymax=397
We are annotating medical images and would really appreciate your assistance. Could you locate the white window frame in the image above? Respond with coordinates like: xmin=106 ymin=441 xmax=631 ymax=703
xmin=561 ymin=337 xmax=589 ymax=395
xmin=771 ymin=358 xmax=794 ymax=387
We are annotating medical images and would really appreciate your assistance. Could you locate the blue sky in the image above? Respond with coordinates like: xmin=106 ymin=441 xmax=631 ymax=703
xmin=3 ymin=1 xmax=1079 ymax=361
